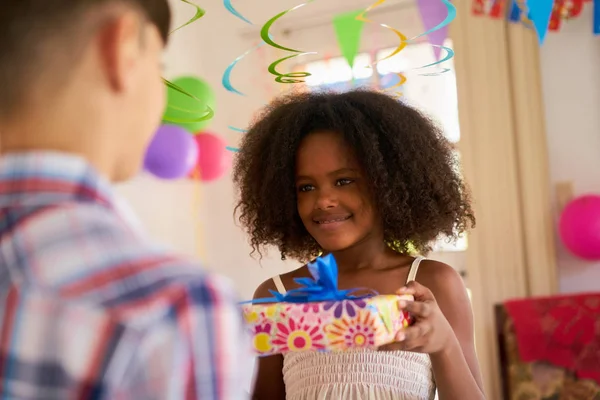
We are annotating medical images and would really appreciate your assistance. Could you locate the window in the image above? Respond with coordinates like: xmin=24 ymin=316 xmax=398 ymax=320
xmin=295 ymin=39 xmax=467 ymax=252
xmin=304 ymin=53 xmax=373 ymax=90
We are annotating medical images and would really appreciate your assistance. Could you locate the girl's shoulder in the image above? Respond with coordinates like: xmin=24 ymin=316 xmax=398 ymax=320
xmin=409 ymin=259 xmax=468 ymax=307
xmin=253 ymin=265 xmax=311 ymax=299
xmin=413 ymin=259 xmax=463 ymax=286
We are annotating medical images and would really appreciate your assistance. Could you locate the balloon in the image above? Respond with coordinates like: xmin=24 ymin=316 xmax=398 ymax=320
xmin=163 ymin=76 xmax=216 ymax=132
xmin=190 ymin=132 xmax=231 ymax=182
xmin=144 ymin=124 xmax=198 ymax=180
xmin=559 ymin=195 xmax=600 ymax=261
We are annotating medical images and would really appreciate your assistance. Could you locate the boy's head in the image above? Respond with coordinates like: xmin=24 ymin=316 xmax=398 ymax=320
xmin=0 ymin=0 xmax=171 ymax=181
xmin=233 ymin=89 xmax=475 ymax=261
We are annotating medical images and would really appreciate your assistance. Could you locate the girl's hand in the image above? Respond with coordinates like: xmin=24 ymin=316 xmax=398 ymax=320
xmin=380 ymin=280 xmax=456 ymax=355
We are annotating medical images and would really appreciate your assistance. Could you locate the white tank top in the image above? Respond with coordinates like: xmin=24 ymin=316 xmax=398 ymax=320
xmin=272 ymin=257 xmax=436 ymax=400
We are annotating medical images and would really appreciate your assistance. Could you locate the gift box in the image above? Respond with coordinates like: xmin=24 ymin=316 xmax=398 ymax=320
xmin=241 ymin=254 xmax=413 ymax=356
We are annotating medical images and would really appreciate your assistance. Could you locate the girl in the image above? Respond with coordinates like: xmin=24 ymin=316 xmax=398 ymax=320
xmin=233 ymin=89 xmax=484 ymax=400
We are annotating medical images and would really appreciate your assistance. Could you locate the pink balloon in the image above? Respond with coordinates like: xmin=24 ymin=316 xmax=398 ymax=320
xmin=191 ymin=132 xmax=231 ymax=182
xmin=559 ymin=195 xmax=600 ymax=260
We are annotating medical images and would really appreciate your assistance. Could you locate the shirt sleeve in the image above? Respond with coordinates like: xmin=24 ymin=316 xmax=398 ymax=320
xmin=110 ymin=274 xmax=254 ymax=400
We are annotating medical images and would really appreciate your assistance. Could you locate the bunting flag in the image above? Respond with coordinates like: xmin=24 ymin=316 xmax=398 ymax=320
xmin=594 ymin=0 xmax=600 ymax=34
xmin=569 ymin=0 xmax=587 ymax=18
xmin=508 ymin=0 xmax=523 ymax=22
xmin=473 ymin=0 xmax=487 ymax=14
xmin=416 ymin=0 xmax=450 ymax=61
xmin=490 ymin=0 xmax=508 ymax=18
xmin=529 ymin=0 xmax=554 ymax=44
xmin=478 ymin=0 xmax=597 ymax=39
xmin=549 ymin=0 xmax=566 ymax=31
xmin=332 ymin=10 xmax=365 ymax=68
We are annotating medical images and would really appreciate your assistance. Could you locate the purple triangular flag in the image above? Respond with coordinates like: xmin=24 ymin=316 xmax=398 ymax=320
xmin=416 ymin=0 xmax=449 ymax=61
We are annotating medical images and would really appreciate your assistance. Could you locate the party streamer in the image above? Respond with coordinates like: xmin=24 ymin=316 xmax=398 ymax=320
xmin=379 ymin=0 xmax=456 ymax=80
xmin=416 ymin=46 xmax=454 ymax=72
xmin=222 ymin=2 xmax=264 ymax=148
xmin=228 ymin=126 xmax=248 ymax=133
xmin=356 ymin=0 xmax=408 ymax=94
xmin=223 ymin=41 xmax=268 ymax=96
xmin=360 ymin=0 xmax=456 ymax=92
xmin=163 ymin=1 xmax=214 ymax=124
xmin=224 ymin=0 xmax=252 ymax=24
xmin=409 ymin=0 xmax=455 ymax=44
xmin=408 ymin=0 xmax=456 ymax=74
xmin=420 ymin=67 xmax=450 ymax=76
xmin=260 ymin=1 xmax=317 ymax=83
xmin=171 ymin=0 xmax=206 ymax=34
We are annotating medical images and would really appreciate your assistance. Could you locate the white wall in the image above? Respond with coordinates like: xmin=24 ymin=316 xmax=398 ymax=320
xmin=540 ymin=6 xmax=600 ymax=293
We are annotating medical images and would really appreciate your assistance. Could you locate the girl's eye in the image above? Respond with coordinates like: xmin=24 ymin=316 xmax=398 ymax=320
xmin=298 ymin=184 xmax=315 ymax=193
xmin=336 ymin=178 xmax=354 ymax=186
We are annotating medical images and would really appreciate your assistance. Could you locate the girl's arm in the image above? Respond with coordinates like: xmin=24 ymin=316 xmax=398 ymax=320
xmin=418 ymin=261 xmax=485 ymax=399
xmin=252 ymin=355 xmax=285 ymax=400
xmin=251 ymin=280 xmax=287 ymax=400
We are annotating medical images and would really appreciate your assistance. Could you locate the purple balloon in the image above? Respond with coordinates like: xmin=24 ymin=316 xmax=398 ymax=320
xmin=144 ymin=124 xmax=198 ymax=179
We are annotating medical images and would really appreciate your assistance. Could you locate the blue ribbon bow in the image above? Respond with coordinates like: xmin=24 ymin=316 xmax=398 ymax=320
xmin=243 ymin=254 xmax=376 ymax=304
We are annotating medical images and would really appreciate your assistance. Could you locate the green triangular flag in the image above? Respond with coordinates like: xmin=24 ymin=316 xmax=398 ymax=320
xmin=332 ymin=10 xmax=365 ymax=68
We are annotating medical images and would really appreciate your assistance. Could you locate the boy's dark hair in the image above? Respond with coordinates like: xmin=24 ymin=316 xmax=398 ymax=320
xmin=233 ymin=89 xmax=475 ymax=261
xmin=0 ymin=0 xmax=171 ymax=119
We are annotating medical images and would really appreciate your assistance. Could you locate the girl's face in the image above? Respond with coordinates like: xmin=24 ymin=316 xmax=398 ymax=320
xmin=295 ymin=130 xmax=380 ymax=252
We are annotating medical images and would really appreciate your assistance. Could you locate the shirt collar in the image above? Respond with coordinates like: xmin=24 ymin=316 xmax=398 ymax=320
xmin=0 ymin=151 xmax=116 ymax=210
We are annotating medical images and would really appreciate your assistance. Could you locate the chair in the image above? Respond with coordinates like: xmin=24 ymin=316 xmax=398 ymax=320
xmin=495 ymin=301 xmax=600 ymax=400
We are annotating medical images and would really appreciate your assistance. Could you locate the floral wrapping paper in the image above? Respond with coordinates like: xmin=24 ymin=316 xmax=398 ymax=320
xmin=242 ymin=294 xmax=413 ymax=356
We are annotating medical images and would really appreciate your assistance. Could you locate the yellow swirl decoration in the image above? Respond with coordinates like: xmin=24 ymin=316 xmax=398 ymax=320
xmin=356 ymin=0 xmax=408 ymax=95
xmin=163 ymin=1 xmax=214 ymax=124
xmin=261 ymin=1 xmax=316 ymax=84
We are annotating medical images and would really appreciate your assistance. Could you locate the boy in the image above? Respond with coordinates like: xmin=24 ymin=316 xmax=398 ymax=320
xmin=0 ymin=1 xmax=252 ymax=398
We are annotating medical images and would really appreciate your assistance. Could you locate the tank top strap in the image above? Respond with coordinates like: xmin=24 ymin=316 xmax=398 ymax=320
xmin=406 ymin=256 xmax=425 ymax=284
xmin=272 ymin=275 xmax=287 ymax=294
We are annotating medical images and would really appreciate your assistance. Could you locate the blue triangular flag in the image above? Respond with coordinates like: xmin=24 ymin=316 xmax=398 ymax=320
xmin=528 ymin=0 xmax=554 ymax=44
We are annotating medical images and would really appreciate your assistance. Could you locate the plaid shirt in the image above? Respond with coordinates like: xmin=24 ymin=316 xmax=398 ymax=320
xmin=0 ymin=152 xmax=252 ymax=400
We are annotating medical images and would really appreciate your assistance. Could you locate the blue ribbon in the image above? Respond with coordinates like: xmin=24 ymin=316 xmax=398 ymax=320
xmin=242 ymin=254 xmax=377 ymax=304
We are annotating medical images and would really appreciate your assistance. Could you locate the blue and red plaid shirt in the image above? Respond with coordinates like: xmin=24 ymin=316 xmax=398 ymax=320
xmin=0 ymin=152 xmax=252 ymax=399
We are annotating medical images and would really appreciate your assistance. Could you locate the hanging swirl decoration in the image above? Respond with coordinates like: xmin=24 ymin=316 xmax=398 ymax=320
xmin=260 ymin=1 xmax=317 ymax=84
xmin=407 ymin=0 xmax=456 ymax=75
xmin=356 ymin=0 xmax=408 ymax=96
xmin=163 ymin=1 xmax=214 ymax=125
xmin=222 ymin=0 xmax=264 ymax=151
xmin=357 ymin=0 xmax=457 ymax=96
